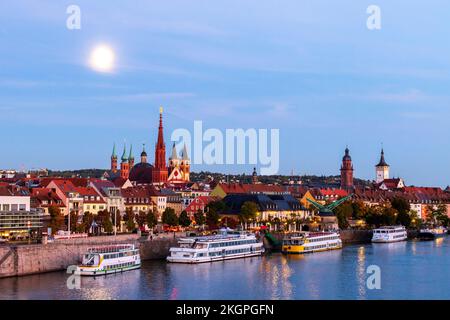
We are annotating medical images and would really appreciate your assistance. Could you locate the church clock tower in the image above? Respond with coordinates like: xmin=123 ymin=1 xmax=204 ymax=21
xmin=375 ymin=149 xmax=390 ymax=183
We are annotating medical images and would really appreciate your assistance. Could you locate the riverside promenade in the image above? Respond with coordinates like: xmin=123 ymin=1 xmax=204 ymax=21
xmin=0 ymin=233 xmax=178 ymax=278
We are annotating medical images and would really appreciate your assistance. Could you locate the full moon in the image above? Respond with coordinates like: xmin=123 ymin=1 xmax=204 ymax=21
xmin=89 ymin=45 xmax=115 ymax=73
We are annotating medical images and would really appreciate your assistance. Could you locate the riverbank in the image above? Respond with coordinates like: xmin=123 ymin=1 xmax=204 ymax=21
xmin=0 ymin=234 xmax=178 ymax=278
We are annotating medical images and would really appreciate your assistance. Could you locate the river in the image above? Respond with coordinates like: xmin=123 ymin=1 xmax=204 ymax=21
xmin=1 ymin=238 xmax=449 ymax=300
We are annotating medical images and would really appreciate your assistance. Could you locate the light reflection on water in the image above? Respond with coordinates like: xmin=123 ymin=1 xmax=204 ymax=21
xmin=1 ymin=238 xmax=450 ymax=300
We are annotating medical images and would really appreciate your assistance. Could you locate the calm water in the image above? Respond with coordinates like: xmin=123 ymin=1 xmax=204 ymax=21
xmin=1 ymin=238 xmax=450 ymax=300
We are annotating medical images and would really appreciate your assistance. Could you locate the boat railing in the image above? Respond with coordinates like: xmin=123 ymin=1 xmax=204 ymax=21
xmin=87 ymin=244 xmax=135 ymax=254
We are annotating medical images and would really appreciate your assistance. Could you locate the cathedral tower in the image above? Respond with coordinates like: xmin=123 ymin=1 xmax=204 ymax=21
xmin=128 ymin=144 xmax=135 ymax=168
xmin=120 ymin=144 xmax=130 ymax=179
xmin=180 ymin=144 xmax=191 ymax=182
xmin=111 ymin=143 xmax=118 ymax=173
xmin=340 ymin=147 xmax=354 ymax=190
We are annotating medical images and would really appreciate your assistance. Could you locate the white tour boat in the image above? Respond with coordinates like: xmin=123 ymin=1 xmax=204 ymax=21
xmin=76 ymin=244 xmax=141 ymax=276
xmin=372 ymin=226 xmax=408 ymax=243
xmin=167 ymin=230 xmax=264 ymax=264
xmin=282 ymin=231 xmax=342 ymax=254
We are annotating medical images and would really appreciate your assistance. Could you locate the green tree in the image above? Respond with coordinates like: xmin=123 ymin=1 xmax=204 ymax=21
xmin=82 ymin=211 xmax=94 ymax=233
xmin=69 ymin=210 xmax=78 ymax=232
xmin=382 ymin=207 xmax=397 ymax=226
xmin=136 ymin=210 xmax=147 ymax=228
xmin=178 ymin=210 xmax=191 ymax=227
xmin=162 ymin=208 xmax=178 ymax=226
xmin=194 ymin=209 xmax=206 ymax=227
xmin=391 ymin=197 xmax=411 ymax=215
xmin=146 ymin=210 xmax=158 ymax=229
xmin=123 ymin=208 xmax=136 ymax=232
xmin=240 ymin=201 xmax=259 ymax=229
xmin=334 ymin=201 xmax=353 ymax=229
xmin=48 ymin=205 xmax=64 ymax=235
xmin=97 ymin=210 xmax=113 ymax=234
xmin=205 ymin=201 xmax=225 ymax=229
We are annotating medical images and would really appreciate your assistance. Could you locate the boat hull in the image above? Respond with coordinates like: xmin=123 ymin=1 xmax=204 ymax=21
xmin=167 ymin=252 xmax=262 ymax=264
xmin=282 ymin=245 xmax=342 ymax=254
xmin=77 ymin=263 xmax=141 ymax=276
xmin=372 ymin=238 xmax=407 ymax=243
xmin=418 ymin=232 xmax=446 ymax=241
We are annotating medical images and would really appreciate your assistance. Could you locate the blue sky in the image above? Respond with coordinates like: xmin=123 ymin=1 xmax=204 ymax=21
xmin=0 ymin=1 xmax=449 ymax=187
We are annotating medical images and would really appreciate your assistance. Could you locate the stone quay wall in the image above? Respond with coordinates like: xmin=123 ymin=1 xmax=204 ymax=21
xmin=0 ymin=234 xmax=178 ymax=279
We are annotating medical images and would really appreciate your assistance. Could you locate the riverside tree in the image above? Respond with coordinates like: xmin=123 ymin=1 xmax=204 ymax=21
xmin=194 ymin=209 xmax=206 ymax=229
xmin=123 ymin=208 xmax=136 ymax=232
xmin=240 ymin=201 xmax=258 ymax=229
xmin=48 ymin=205 xmax=64 ymax=234
xmin=178 ymin=210 xmax=191 ymax=228
xmin=146 ymin=210 xmax=158 ymax=229
xmin=162 ymin=208 xmax=178 ymax=226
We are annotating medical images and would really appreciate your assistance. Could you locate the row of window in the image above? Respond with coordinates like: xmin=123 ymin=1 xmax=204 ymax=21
xmin=1 ymin=204 xmax=27 ymax=211
xmin=309 ymin=236 xmax=340 ymax=242
xmin=104 ymin=262 xmax=135 ymax=270
xmin=208 ymin=240 xmax=258 ymax=248
xmin=85 ymin=205 xmax=105 ymax=210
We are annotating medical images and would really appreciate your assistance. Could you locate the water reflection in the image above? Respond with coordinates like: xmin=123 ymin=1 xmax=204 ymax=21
xmin=1 ymin=238 xmax=450 ymax=300
xmin=356 ymin=246 xmax=366 ymax=300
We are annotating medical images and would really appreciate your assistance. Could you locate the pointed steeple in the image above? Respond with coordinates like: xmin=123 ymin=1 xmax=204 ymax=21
xmin=111 ymin=143 xmax=117 ymax=159
xmin=129 ymin=144 xmax=134 ymax=160
xmin=182 ymin=143 xmax=189 ymax=160
xmin=376 ymin=149 xmax=389 ymax=167
xmin=121 ymin=144 xmax=128 ymax=162
xmin=154 ymin=107 xmax=166 ymax=170
xmin=170 ymin=143 xmax=179 ymax=160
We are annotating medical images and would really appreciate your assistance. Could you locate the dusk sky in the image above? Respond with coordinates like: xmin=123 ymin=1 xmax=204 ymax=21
xmin=1 ymin=1 xmax=450 ymax=187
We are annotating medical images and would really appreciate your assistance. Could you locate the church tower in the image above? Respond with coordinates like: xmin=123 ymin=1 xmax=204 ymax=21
xmin=375 ymin=149 xmax=390 ymax=183
xmin=169 ymin=143 xmax=181 ymax=170
xmin=251 ymin=167 xmax=258 ymax=184
xmin=120 ymin=144 xmax=130 ymax=179
xmin=128 ymin=144 xmax=135 ymax=168
xmin=340 ymin=147 xmax=354 ymax=190
xmin=111 ymin=143 xmax=118 ymax=173
xmin=152 ymin=107 xmax=168 ymax=184
xmin=180 ymin=144 xmax=191 ymax=182
xmin=140 ymin=144 xmax=147 ymax=164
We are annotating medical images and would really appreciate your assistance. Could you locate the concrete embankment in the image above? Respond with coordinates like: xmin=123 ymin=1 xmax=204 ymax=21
xmin=0 ymin=234 xmax=178 ymax=279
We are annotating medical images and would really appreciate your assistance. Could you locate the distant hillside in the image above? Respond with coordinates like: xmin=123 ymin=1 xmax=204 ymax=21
xmin=48 ymin=169 xmax=107 ymax=178
xmin=46 ymin=169 xmax=372 ymax=187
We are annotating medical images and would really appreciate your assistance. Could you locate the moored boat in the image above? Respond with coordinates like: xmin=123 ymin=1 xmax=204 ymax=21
xmin=167 ymin=230 xmax=264 ymax=264
xmin=372 ymin=226 xmax=407 ymax=243
xmin=418 ymin=226 xmax=447 ymax=241
xmin=76 ymin=244 xmax=141 ymax=276
xmin=281 ymin=231 xmax=342 ymax=254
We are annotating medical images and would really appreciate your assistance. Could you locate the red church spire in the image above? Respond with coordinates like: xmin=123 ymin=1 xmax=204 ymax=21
xmin=152 ymin=107 xmax=168 ymax=184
